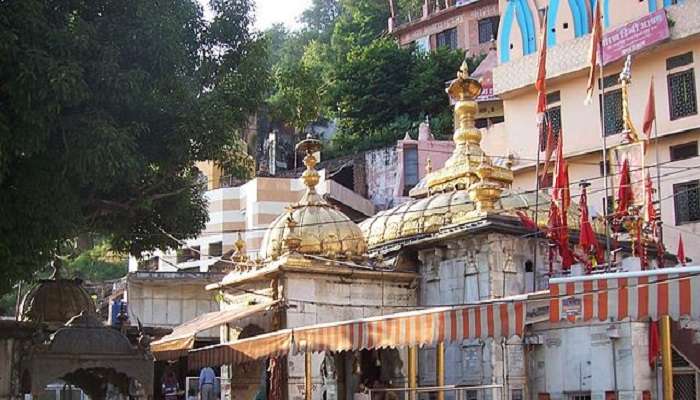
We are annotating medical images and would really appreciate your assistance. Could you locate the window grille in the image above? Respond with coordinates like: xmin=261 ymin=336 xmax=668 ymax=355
xmin=601 ymin=89 xmax=624 ymax=136
xmin=674 ymin=180 xmax=700 ymax=224
xmin=567 ymin=392 xmax=591 ymax=400
xmin=436 ymin=27 xmax=458 ymax=49
xmin=673 ymin=373 xmax=697 ymax=400
xmin=668 ymin=69 xmax=698 ymax=120
xmin=403 ymin=146 xmax=419 ymax=195
xmin=478 ymin=17 xmax=499 ymax=43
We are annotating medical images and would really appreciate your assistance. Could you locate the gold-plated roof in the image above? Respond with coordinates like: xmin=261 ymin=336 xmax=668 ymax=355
xmin=258 ymin=135 xmax=367 ymax=261
xmin=362 ymin=59 xmax=518 ymax=247
xmin=413 ymin=60 xmax=513 ymax=196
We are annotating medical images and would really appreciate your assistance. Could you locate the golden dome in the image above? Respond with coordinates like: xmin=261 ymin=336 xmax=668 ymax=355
xmin=258 ymin=135 xmax=367 ymax=261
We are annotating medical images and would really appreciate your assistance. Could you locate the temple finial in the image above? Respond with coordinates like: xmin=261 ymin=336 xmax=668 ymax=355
xmin=295 ymin=134 xmax=322 ymax=191
xmin=619 ymin=55 xmax=639 ymax=143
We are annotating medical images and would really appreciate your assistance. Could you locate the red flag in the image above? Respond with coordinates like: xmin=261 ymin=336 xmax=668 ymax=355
xmin=553 ymin=132 xmax=570 ymax=211
xmin=578 ymin=185 xmax=597 ymax=251
xmin=677 ymin=234 xmax=686 ymax=266
xmin=649 ymin=321 xmax=660 ymax=368
xmin=585 ymin=0 xmax=603 ymax=104
xmin=540 ymin=123 xmax=556 ymax=186
xmin=615 ymin=159 xmax=634 ymax=216
xmin=517 ymin=210 xmax=537 ymax=230
xmin=547 ymin=199 xmax=574 ymax=270
xmin=536 ymin=10 xmax=548 ymax=123
xmin=645 ymin=173 xmax=656 ymax=222
xmin=642 ymin=77 xmax=656 ymax=140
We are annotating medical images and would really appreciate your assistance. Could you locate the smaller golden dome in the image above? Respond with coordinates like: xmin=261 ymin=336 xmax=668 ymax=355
xmin=258 ymin=135 xmax=367 ymax=261
xmin=19 ymin=259 xmax=96 ymax=328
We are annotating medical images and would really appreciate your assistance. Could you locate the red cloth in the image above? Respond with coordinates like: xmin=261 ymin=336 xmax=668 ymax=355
xmin=648 ymin=320 xmax=660 ymax=368
xmin=553 ymin=132 xmax=570 ymax=211
xmin=645 ymin=173 xmax=656 ymax=222
xmin=535 ymin=10 xmax=548 ymax=121
xmin=541 ymin=122 xmax=556 ymax=187
xmin=642 ymin=77 xmax=656 ymax=140
xmin=578 ymin=186 xmax=597 ymax=252
xmin=547 ymin=200 xmax=574 ymax=270
xmin=585 ymin=0 xmax=603 ymax=104
xmin=615 ymin=159 xmax=634 ymax=216
xmin=677 ymin=234 xmax=686 ymax=266
xmin=517 ymin=210 xmax=537 ymax=230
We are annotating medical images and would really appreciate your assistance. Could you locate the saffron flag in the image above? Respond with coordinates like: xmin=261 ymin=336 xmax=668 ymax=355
xmin=585 ymin=0 xmax=603 ymax=105
xmin=536 ymin=9 xmax=548 ymax=123
xmin=517 ymin=210 xmax=537 ymax=230
xmin=642 ymin=77 xmax=656 ymax=139
xmin=615 ymin=159 xmax=634 ymax=216
xmin=540 ymin=122 xmax=556 ymax=186
xmin=677 ymin=234 xmax=686 ymax=266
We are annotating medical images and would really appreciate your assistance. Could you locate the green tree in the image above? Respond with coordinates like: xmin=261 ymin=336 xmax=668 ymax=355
xmin=300 ymin=0 xmax=342 ymax=41
xmin=0 ymin=0 xmax=266 ymax=294
xmin=331 ymin=0 xmax=390 ymax=58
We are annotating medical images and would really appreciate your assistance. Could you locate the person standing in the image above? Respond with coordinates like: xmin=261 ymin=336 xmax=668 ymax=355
xmin=198 ymin=367 xmax=216 ymax=400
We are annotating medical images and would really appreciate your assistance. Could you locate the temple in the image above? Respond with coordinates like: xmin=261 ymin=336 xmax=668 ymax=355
xmin=143 ymin=61 xmax=700 ymax=400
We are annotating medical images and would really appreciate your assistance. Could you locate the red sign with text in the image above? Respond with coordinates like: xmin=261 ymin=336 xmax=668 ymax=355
xmin=602 ymin=9 xmax=670 ymax=65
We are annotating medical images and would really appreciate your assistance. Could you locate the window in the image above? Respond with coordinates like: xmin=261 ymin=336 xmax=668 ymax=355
xmin=601 ymin=89 xmax=624 ymax=136
xmin=511 ymin=389 xmax=524 ymax=400
xmin=464 ymin=391 xmax=478 ymax=400
xmin=403 ymin=145 xmax=419 ymax=195
xmin=674 ymin=180 xmax=700 ymax=224
xmin=666 ymin=52 xmax=697 ymax=120
xmin=208 ymin=241 xmax=223 ymax=257
xmin=436 ymin=27 xmax=458 ymax=49
xmin=540 ymin=91 xmax=562 ymax=151
xmin=567 ymin=393 xmax=591 ymax=400
xmin=670 ymin=141 xmax=698 ymax=161
xmin=604 ymin=195 xmax=614 ymax=215
xmin=599 ymin=160 xmax=611 ymax=177
xmin=478 ymin=16 xmax=500 ymax=43
xmin=668 ymin=69 xmax=698 ymax=120
xmin=666 ymin=52 xmax=693 ymax=70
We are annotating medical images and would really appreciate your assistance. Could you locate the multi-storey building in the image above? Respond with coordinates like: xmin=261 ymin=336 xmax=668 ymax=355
xmin=486 ymin=0 xmax=700 ymax=264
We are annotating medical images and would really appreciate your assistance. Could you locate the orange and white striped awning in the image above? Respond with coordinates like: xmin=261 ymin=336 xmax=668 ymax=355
xmin=188 ymin=329 xmax=292 ymax=370
xmin=549 ymin=266 xmax=700 ymax=323
xmin=151 ymin=301 xmax=279 ymax=361
xmin=187 ymin=297 xmax=527 ymax=368
xmin=294 ymin=300 xmax=526 ymax=353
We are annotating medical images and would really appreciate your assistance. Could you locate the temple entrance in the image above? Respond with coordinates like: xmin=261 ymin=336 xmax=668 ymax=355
xmin=327 ymin=349 xmax=404 ymax=400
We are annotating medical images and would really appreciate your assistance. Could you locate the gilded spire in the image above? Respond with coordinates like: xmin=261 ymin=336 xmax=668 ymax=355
xmin=296 ymin=134 xmax=322 ymax=191
xmin=619 ymin=55 xmax=639 ymax=143
xmin=414 ymin=58 xmax=512 ymax=196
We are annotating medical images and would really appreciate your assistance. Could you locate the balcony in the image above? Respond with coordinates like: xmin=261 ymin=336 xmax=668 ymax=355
xmin=493 ymin=1 xmax=700 ymax=96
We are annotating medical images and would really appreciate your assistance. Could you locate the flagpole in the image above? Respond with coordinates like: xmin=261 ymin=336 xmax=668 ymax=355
xmin=652 ymin=88 xmax=663 ymax=246
xmin=534 ymin=117 xmax=543 ymax=291
xmin=599 ymin=49 xmax=613 ymax=269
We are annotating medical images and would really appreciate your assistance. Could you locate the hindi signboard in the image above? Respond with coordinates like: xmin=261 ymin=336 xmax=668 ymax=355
xmin=602 ymin=9 xmax=670 ymax=65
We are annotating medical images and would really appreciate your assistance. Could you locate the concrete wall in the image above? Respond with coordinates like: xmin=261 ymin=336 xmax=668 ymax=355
xmin=126 ymin=278 xmax=219 ymax=336
xmin=528 ymin=321 xmax=656 ymax=399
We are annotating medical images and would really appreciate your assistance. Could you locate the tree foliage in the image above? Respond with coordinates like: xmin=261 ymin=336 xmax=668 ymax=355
xmin=0 ymin=0 xmax=267 ymax=293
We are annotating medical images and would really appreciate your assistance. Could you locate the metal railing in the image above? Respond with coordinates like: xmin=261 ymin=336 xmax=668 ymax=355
xmin=367 ymin=384 xmax=502 ymax=400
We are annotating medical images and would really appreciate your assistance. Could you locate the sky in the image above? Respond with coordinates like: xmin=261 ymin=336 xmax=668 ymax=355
xmin=199 ymin=0 xmax=312 ymax=31
xmin=254 ymin=0 xmax=311 ymax=31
